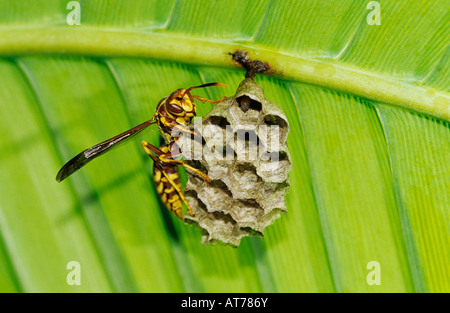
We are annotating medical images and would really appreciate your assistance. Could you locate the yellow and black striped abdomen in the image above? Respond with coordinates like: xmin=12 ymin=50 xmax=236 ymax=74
xmin=153 ymin=163 xmax=183 ymax=219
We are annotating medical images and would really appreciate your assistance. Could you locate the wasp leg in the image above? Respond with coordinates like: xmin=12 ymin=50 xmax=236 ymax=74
xmin=141 ymin=140 xmax=211 ymax=182
xmin=165 ymin=120 xmax=202 ymax=140
xmin=172 ymin=125 xmax=202 ymax=140
xmin=141 ymin=141 xmax=197 ymax=217
xmin=159 ymin=157 xmax=211 ymax=182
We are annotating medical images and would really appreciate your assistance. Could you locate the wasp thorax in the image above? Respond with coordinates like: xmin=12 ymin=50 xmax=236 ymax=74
xmin=179 ymin=78 xmax=291 ymax=247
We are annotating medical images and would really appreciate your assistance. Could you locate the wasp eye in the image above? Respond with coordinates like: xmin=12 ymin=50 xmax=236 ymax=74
xmin=167 ymin=102 xmax=184 ymax=114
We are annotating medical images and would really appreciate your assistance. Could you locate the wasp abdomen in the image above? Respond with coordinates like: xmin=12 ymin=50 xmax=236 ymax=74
xmin=153 ymin=163 xmax=183 ymax=219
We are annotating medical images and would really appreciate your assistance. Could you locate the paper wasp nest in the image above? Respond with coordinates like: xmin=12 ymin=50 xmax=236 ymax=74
xmin=179 ymin=78 xmax=291 ymax=246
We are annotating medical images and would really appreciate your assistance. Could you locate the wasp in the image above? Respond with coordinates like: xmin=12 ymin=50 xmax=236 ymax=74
xmin=56 ymin=82 xmax=226 ymax=219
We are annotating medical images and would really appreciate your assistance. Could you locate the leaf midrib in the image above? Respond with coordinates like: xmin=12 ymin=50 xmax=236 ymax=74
xmin=0 ymin=26 xmax=448 ymax=122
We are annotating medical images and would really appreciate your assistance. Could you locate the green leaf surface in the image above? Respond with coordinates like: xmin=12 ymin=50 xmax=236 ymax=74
xmin=0 ymin=0 xmax=448 ymax=293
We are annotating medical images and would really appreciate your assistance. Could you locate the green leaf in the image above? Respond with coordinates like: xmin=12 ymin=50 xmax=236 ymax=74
xmin=0 ymin=0 xmax=448 ymax=293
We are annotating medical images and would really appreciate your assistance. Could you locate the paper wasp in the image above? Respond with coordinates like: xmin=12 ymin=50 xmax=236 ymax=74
xmin=56 ymin=82 xmax=226 ymax=219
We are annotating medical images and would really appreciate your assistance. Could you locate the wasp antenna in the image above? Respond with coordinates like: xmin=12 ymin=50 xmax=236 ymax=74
xmin=183 ymin=82 xmax=226 ymax=96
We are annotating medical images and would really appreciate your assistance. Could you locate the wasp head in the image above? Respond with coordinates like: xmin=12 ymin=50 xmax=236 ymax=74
xmin=163 ymin=82 xmax=226 ymax=122
xmin=165 ymin=88 xmax=196 ymax=119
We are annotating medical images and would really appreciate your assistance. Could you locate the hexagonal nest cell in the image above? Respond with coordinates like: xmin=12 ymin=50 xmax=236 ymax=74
xmin=178 ymin=78 xmax=291 ymax=246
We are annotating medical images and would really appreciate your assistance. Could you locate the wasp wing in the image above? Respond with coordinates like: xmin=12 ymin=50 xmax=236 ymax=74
xmin=56 ymin=119 xmax=156 ymax=182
